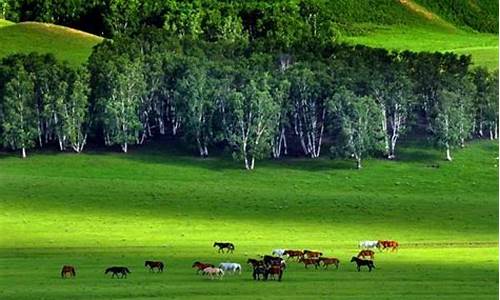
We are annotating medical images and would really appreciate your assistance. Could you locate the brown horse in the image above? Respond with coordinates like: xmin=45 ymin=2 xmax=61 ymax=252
xmin=357 ymin=250 xmax=375 ymax=260
xmin=61 ymin=265 xmax=76 ymax=278
xmin=377 ymin=240 xmax=399 ymax=252
xmin=318 ymin=257 xmax=340 ymax=269
xmin=264 ymin=265 xmax=284 ymax=281
xmin=283 ymin=250 xmax=304 ymax=261
xmin=192 ymin=261 xmax=215 ymax=274
xmin=304 ymin=250 xmax=323 ymax=258
xmin=298 ymin=257 xmax=319 ymax=269
xmin=145 ymin=260 xmax=165 ymax=272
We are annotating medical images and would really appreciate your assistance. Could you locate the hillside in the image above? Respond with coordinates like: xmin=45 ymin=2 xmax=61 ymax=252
xmin=0 ymin=21 xmax=103 ymax=67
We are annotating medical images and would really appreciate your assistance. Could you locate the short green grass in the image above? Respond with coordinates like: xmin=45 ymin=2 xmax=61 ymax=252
xmin=0 ymin=140 xmax=497 ymax=299
xmin=0 ymin=21 xmax=102 ymax=67
xmin=342 ymin=25 xmax=499 ymax=70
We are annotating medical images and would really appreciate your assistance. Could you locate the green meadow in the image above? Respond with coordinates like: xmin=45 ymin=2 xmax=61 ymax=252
xmin=0 ymin=141 xmax=498 ymax=299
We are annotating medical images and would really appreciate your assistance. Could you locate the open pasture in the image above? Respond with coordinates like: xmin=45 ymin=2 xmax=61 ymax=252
xmin=0 ymin=141 xmax=498 ymax=299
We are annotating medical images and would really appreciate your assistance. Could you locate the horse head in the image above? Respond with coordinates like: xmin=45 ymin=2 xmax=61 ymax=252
xmin=350 ymin=257 xmax=357 ymax=263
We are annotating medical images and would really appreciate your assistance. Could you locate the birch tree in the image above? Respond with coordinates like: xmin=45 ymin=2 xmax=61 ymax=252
xmin=270 ymin=76 xmax=291 ymax=158
xmin=289 ymin=64 xmax=329 ymax=158
xmin=331 ymin=88 xmax=384 ymax=169
xmin=227 ymin=72 xmax=279 ymax=170
xmin=0 ymin=66 xmax=37 ymax=158
xmin=100 ymin=57 xmax=146 ymax=153
xmin=63 ymin=69 xmax=90 ymax=153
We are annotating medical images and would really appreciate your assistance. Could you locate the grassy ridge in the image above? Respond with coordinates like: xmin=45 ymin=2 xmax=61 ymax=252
xmin=0 ymin=22 xmax=102 ymax=67
xmin=0 ymin=141 xmax=497 ymax=298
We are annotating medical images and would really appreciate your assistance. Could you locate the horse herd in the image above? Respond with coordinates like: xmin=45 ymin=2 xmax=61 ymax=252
xmin=60 ymin=240 xmax=399 ymax=281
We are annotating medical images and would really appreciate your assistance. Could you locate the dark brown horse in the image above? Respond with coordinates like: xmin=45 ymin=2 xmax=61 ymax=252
xmin=61 ymin=265 xmax=76 ymax=278
xmin=357 ymin=249 xmax=375 ymax=260
xmin=304 ymin=250 xmax=323 ymax=258
xmin=318 ymin=257 xmax=340 ymax=269
xmin=213 ymin=242 xmax=235 ymax=253
xmin=298 ymin=257 xmax=319 ymax=269
xmin=192 ymin=261 xmax=215 ymax=274
xmin=351 ymin=257 xmax=375 ymax=272
xmin=264 ymin=265 xmax=284 ymax=281
xmin=283 ymin=250 xmax=304 ymax=261
xmin=145 ymin=260 xmax=164 ymax=272
xmin=247 ymin=258 xmax=264 ymax=269
xmin=105 ymin=266 xmax=130 ymax=278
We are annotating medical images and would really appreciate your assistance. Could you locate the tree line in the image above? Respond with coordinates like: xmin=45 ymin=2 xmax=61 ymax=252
xmin=0 ymin=30 xmax=498 ymax=169
xmin=2 ymin=0 xmax=497 ymax=40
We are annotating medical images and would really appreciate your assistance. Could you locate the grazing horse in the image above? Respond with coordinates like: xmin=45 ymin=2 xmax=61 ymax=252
xmin=247 ymin=258 xmax=264 ymax=269
xmin=298 ymin=257 xmax=319 ymax=269
xmin=264 ymin=265 xmax=283 ymax=281
xmin=358 ymin=241 xmax=379 ymax=249
xmin=218 ymin=262 xmax=242 ymax=275
xmin=192 ymin=262 xmax=215 ymax=274
xmin=357 ymin=250 xmax=375 ymax=260
xmin=350 ymin=257 xmax=375 ymax=272
xmin=213 ymin=242 xmax=235 ymax=253
xmin=377 ymin=240 xmax=399 ymax=252
xmin=318 ymin=257 xmax=340 ymax=269
xmin=304 ymin=250 xmax=323 ymax=258
xmin=272 ymin=249 xmax=286 ymax=257
xmin=61 ymin=265 xmax=76 ymax=278
xmin=202 ymin=267 xmax=224 ymax=280
xmin=252 ymin=265 xmax=267 ymax=280
xmin=283 ymin=250 xmax=304 ymax=261
xmin=145 ymin=261 xmax=164 ymax=273
xmin=105 ymin=266 xmax=131 ymax=278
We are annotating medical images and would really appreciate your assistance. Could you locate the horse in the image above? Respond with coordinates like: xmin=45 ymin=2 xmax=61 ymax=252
xmin=272 ymin=249 xmax=286 ymax=257
xmin=218 ymin=262 xmax=242 ymax=275
xmin=283 ymin=250 xmax=304 ymax=261
xmin=303 ymin=250 xmax=323 ymax=258
xmin=357 ymin=249 xmax=375 ymax=260
xmin=105 ymin=266 xmax=131 ymax=278
xmin=61 ymin=265 xmax=76 ymax=278
xmin=262 ymin=255 xmax=285 ymax=268
xmin=318 ymin=257 xmax=340 ymax=269
xmin=192 ymin=261 xmax=215 ymax=274
xmin=264 ymin=265 xmax=283 ymax=281
xmin=298 ymin=257 xmax=319 ymax=269
xmin=350 ymin=257 xmax=375 ymax=272
xmin=145 ymin=261 xmax=164 ymax=273
xmin=247 ymin=258 xmax=264 ymax=269
xmin=252 ymin=265 xmax=267 ymax=280
xmin=202 ymin=267 xmax=224 ymax=280
xmin=377 ymin=240 xmax=399 ymax=252
xmin=213 ymin=242 xmax=235 ymax=253
xmin=358 ymin=241 xmax=379 ymax=249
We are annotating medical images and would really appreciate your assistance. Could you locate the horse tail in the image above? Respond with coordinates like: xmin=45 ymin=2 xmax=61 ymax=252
xmin=72 ymin=268 xmax=76 ymax=276
xmin=61 ymin=269 xmax=64 ymax=278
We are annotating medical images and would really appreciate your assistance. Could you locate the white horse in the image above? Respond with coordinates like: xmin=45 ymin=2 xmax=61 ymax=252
xmin=358 ymin=240 xmax=379 ymax=249
xmin=202 ymin=267 xmax=224 ymax=280
xmin=218 ymin=262 xmax=242 ymax=275
xmin=272 ymin=249 xmax=286 ymax=257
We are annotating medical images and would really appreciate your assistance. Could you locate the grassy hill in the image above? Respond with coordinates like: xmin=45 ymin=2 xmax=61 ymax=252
xmin=0 ymin=21 xmax=103 ymax=67
xmin=0 ymin=141 xmax=497 ymax=299
xmin=336 ymin=0 xmax=499 ymax=69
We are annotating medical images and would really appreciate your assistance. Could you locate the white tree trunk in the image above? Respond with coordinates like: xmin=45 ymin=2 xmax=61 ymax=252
xmin=21 ymin=147 xmax=26 ymax=159
xmin=445 ymin=144 xmax=452 ymax=161
xmin=122 ymin=143 xmax=128 ymax=153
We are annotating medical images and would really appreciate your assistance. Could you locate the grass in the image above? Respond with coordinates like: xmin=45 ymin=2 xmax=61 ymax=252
xmin=0 ymin=140 xmax=498 ymax=299
xmin=0 ymin=21 xmax=103 ymax=68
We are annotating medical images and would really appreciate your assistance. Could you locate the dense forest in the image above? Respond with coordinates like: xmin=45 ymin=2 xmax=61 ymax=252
xmin=0 ymin=1 xmax=498 ymax=169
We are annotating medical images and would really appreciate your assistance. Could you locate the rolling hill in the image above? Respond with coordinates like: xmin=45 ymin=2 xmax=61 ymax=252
xmin=0 ymin=21 xmax=103 ymax=67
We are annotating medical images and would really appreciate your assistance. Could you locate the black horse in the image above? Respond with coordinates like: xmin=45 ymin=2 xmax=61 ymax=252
xmin=350 ymin=257 xmax=375 ymax=272
xmin=145 ymin=261 xmax=165 ymax=272
xmin=252 ymin=265 xmax=267 ymax=280
xmin=262 ymin=255 xmax=284 ymax=267
xmin=247 ymin=258 xmax=264 ymax=269
xmin=213 ymin=242 xmax=235 ymax=253
xmin=105 ymin=266 xmax=131 ymax=278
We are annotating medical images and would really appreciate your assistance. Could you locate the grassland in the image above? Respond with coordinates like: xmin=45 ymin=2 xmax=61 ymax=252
xmin=0 ymin=21 xmax=102 ymax=67
xmin=0 ymin=140 xmax=497 ymax=299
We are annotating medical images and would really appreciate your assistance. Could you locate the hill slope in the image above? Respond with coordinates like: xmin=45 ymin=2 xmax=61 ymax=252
xmin=0 ymin=22 xmax=103 ymax=67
